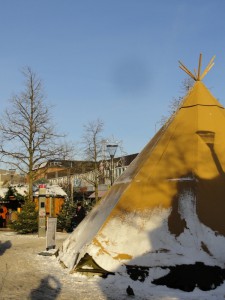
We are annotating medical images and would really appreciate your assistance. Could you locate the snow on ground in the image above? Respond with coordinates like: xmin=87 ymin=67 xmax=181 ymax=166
xmin=1 ymin=230 xmax=225 ymax=300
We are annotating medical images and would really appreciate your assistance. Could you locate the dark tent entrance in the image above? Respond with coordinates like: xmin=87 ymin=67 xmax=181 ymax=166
xmin=0 ymin=196 xmax=23 ymax=211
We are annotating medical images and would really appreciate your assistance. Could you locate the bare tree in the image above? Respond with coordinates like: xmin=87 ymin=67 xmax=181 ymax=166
xmin=58 ymin=140 xmax=78 ymax=160
xmin=81 ymin=120 xmax=126 ymax=203
xmin=0 ymin=67 xmax=67 ymax=201
xmin=81 ymin=119 xmax=104 ymax=202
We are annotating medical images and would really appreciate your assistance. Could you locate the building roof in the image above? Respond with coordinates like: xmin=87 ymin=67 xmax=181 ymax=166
xmin=0 ymin=184 xmax=67 ymax=198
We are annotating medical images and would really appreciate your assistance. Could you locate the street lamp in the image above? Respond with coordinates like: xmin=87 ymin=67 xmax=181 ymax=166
xmin=9 ymin=169 xmax=16 ymax=185
xmin=20 ymin=173 xmax=25 ymax=185
xmin=106 ymin=143 xmax=118 ymax=186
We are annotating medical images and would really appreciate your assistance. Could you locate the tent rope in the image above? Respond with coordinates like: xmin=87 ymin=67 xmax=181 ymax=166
xmin=178 ymin=53 xmax=215 ymax=81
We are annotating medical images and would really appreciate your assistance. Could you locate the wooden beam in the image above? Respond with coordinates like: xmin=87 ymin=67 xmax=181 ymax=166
xmin=200 ymin=55 xmax=215 ymax=80
xmin=197 ymin=53 xmax=202 ymax=80
xmin=178 ymin=61 xmax=196 ymax=80
xmin=179 ymin=54 xmax=215 ymax=81
xmin=194 ymin=68 xmax=198 ymax=78
xmin=200 ymin=63 xmax=215 ymax=80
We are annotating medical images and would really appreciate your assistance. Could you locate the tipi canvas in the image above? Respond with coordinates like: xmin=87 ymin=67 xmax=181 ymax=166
xmin=59 ymin=55 xmax=225 ymax=277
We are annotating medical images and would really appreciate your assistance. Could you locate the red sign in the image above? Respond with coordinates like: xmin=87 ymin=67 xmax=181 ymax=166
xmin=39 ymin=184 xmax=46 ymax=188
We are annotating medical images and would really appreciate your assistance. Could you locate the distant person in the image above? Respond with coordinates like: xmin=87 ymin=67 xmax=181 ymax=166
xmin=0 ymin=206 xmax=7 ymax=228
xmin=72 ymin=202 xmax=86 ymax=228
xmin=0 ymin=207 xmax=3 ymax=228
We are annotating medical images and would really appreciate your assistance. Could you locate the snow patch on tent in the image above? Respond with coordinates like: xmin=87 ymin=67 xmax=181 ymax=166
xmin=176 ymin=190 xmax=225 ymax=266
xmin=87 ymin=207 xmax=171 ymax=271
xmin=59 ymin=206 xmax=172 ymax=272
xmin=59 ymin=192 xmax=225 ymax=273
xmin=98 ymin=188 xmax=225 ymax=270
xmin=59 ymin=185 xmax=127 ymax=270
xmin=59 ymin=189 xmax=225 ymax=273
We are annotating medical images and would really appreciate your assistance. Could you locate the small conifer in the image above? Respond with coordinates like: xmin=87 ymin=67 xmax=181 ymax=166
xmin=10 ymin=200 xmax=38 ymax=234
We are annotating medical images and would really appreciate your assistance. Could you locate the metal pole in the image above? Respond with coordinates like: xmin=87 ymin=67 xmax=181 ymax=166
xmin=110 ymin=155 xmax=113 ymax=186
xmin=71 ymin=177 xmax=74 ymax=203
xmin=9 ymin=169 xmax=16 ymax=185
xmin=38 ymin=184 xmax=46 ymax=237
xmin=49 ymin=196 xmax=52 ymax=217
xmin=106 ymin=143 xmax=118 ymax=186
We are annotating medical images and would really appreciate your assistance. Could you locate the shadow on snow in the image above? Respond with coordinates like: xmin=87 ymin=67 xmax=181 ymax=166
xmin=0 ymin=240 xmax=12 ymax=256
xmin=29 ymin=275 xmax=62 ymax=300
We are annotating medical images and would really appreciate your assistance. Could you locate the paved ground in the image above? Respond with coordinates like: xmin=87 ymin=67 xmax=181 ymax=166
xmin=0 ymin=230 xmax=111 ymax=300
xmin=1 ymin=229 xmax=223 ymax=300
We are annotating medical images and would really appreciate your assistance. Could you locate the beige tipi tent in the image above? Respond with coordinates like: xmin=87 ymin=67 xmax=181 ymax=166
xmin=59 ymin=55 xmax=225 ymax=275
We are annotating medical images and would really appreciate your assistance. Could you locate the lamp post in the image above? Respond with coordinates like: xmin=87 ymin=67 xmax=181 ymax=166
xmin=106 ymin=143 xmax=118 ymax=186
xmin=20 ymin=173 xmax=26 ymax=185
xmin=9 ymin=169 xmax=16 ymax=185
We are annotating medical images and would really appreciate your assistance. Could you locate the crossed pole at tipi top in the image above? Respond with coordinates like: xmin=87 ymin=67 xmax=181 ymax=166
xmin=179 ymin=53 xmax=215 ymax=81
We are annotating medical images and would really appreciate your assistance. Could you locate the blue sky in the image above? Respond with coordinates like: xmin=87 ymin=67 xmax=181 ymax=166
xmin=0 ymin=0 xmax=225 ymax=157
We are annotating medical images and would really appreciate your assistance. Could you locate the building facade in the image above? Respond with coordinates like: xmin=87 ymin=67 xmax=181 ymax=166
xmin=35 ymin=154 xmax=138 ymax=201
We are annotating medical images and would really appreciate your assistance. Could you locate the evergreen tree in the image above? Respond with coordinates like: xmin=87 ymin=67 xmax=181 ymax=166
xmin=4 ymin=186 xmax=25 ymax=210
xmin=57 ymin=200 xmax=76 ymax=232
xmin=10 ymin=200 xmax=38 ymax=234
